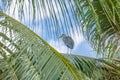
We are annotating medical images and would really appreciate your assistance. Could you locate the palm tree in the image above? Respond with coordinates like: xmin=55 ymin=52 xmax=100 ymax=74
xmin=0 ymin=0 xmax=120 ymax=80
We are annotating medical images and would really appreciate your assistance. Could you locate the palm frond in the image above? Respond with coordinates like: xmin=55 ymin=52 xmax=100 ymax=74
xmin=64 ymin=54 xmax=120 ymax=80
xmin=0 ymin=11 xmax=87 ymax=80
xmin=64 ymin=54 xmax=103 ymax=79
xmin=75 ymin=0 xmax=120 ymax=58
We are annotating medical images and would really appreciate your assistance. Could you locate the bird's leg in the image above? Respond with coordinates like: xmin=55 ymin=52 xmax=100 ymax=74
xmin=69 ymin=49 xmax=71 ymax=54
xmin=69 ymin=49 xmax=70 ymax=54
xmin=67 ymin=48 xmax=69 ymax=54
xmin=67 ymin=48 xmax=70 ymax=54
xmin=70 ymin=49 xmax=72 ymax=54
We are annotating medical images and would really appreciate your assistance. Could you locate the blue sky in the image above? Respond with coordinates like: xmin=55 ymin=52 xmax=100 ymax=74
xmin=0 ymin=0 xmax=97 ymax=57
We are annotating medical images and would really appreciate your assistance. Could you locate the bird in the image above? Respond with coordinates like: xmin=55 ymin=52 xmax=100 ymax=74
xmin=59 ymin=34 xmax=74 ymax=54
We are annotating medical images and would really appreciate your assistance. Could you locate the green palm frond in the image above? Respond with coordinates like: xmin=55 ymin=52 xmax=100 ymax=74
xmin=64 ymin=54 xmax=120 ymax=80
xmin=0 ymin=11 xmax=88 ymax=80
xmin=64 ymin=54 xmax=102 ymax=79
xmin=75 ymin=0 xmax=120 ymax=58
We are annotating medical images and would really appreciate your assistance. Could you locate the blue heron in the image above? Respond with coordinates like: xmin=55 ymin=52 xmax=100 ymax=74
xmin=59 ymin=34 xmax=74 ymax=54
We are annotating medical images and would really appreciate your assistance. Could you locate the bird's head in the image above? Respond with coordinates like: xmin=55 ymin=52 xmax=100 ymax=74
xmin=59 ymin=34 xmax=66 ymax=39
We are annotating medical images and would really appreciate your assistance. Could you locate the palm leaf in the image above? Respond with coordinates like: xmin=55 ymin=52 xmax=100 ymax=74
xmin=64 ymin=54 xmax=120 ymax=80
xmin=75 ymin=0 xmax=120 ymax=58
xmin=64 ymin=54 xmax=103 ymax=79
xmin=0 ymin=11 xmax=87 ymax=80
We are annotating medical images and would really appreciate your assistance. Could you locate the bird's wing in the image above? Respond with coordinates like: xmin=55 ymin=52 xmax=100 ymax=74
xmin=64 ymin=36 xmax=74 ymax=49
